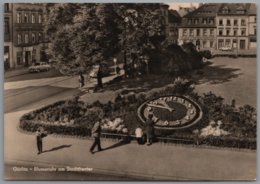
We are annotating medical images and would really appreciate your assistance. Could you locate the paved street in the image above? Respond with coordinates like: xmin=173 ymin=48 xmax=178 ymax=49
xmin=4 ymin=69 xmax=117 ymax=113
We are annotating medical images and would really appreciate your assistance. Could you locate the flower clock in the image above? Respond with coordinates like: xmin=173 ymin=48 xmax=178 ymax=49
xmin=137 ymin=95 xmax=203 ymax=130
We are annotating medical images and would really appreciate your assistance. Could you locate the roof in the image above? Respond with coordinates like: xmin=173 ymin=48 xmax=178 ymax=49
xmin=217 ymin=3 xmax=252 ymax=15
xmin=178 ymin=7 xmax=196 ymax=17
xmin=179 ymin=4 xmax=219 ymax=28
xmin=168 ymin=10 xmax=181 ymax=23
xmin=179 ymin=3 xmax=256 ymax=28
xmin=183 ymin=3 xmax=221 ymax=18
xmin=248 ymin=3 xmax=256 ymax=15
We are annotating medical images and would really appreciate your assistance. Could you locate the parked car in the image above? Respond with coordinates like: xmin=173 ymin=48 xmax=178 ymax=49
xmin=220 ymin=46 xmax=233 ymax=51
xmin=89 ymin=63 xmax=110 ymax=78
xmin=28 ymin=62 xmax=51 ymax=73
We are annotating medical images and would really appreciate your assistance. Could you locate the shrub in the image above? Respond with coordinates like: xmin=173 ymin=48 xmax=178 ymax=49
xmin=199 ymin=50 xmax=212 ymax=59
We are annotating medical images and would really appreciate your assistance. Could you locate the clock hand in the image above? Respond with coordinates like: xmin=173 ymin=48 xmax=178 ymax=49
xmin=147 ymin=103 xmax=174 ymax=112
xmin=158 ymin=100 xmax=175 ymax=111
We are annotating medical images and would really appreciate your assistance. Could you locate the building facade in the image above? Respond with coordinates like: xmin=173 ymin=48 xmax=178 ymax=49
xmin=4 ymin=3 xmax=47 ymax=69
xmin=177 ymin=3 xmax=256 ymax=51
xmin=178 ymin=4 xmax=221 ymax=50
xmin=216 ymin=4 xmax=254 ymax=50
xmin=248 ymin=4 xmax=257 ymax=49
xmin=167 ymin=10 xmax=181 ymax=44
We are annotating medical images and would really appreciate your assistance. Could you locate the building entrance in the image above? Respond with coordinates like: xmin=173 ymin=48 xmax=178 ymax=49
xmin=25 ymin=51 xmax=31 ymax=66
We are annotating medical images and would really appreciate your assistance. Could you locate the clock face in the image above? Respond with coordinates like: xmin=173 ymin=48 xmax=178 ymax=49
xmin=137 ymin=95 xmax=203 ymax=130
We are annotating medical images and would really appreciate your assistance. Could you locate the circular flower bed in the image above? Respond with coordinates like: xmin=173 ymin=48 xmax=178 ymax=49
xmin=19 ymin=78 xmax=256 ymax=149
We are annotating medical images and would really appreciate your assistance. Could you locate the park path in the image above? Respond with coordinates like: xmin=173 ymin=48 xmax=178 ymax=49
xmin=4 ymin=101 xmax=256 ymax=180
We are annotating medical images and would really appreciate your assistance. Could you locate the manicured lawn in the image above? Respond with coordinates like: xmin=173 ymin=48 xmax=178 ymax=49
xmin=193 ymin=57 xmax=256 ymax=107
xmin=99 ymin=57 xmax=256 ymax=108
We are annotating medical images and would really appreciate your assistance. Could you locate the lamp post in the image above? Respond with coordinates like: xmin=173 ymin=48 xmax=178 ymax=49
xmin=113 ymin=58 xmax=117 ymax=75
xmin=124 ymin=17 xmax=129 ymax=78
xmin=236 ymin=34 xmax=238 ymax=58
xmin=144 ymin=57 xmax=149 ymax=75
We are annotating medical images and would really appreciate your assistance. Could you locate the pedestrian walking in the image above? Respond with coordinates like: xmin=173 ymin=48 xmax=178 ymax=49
xmin=79 ymin=73 xmax=85 ymax=88
xmin=145 ymin=114 xmax=155 ymax=145
xmin=90 ymin=121 xmax=103 ymax=154
xmin=97 ymin=65 xmax=103 ymax=89
xmin=36 ymin=127 xmax=47 ymax=154
xmin=135 ymin=126 xmax=143 ymax=145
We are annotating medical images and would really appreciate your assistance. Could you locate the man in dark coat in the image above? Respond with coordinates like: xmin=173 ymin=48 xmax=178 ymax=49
xmin=145 ymin=114 xmax=155 ymax=145
xmin=97 ymin=65 xmax=103 ymax=89
xmin=36 ymin=127 xmax=47 ymax=154
xmin=90 ymin=121 xmax=103 ymax=154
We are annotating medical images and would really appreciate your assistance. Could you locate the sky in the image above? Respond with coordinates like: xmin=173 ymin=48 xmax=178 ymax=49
xmin=167 ymin=3 xmax=199 ymax=10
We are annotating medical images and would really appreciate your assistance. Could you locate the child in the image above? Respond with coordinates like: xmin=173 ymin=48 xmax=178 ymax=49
xmin=36 ymin=127 xmax=47 ymax=154
xmin=135 ymin=127 xmax=143 ymax=145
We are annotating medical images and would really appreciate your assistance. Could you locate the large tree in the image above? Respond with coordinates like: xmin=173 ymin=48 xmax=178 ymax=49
xmin=44 ymin=3 xmax=165 ymax=75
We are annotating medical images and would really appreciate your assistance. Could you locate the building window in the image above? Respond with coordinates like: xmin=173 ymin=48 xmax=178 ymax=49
xmin=183 ymin=29 xmax=187 ymax=36
xmin=202 ymin=18 xmax=207 ymax=24
xmin=190 ymin=29 xmax=194 ymax=36
xmin=241 ymin=29 xmax=246 ymax=36
xmin=234 ymin=19 xmax=238 ymax=26
xmin=218 ymin=39 xmax=224 ymax=48
xmin=222 ymin=7 xmax=229 ymax=14
xmin=32 ymin=14 xmax=35 ymax=23
xmin=17 ymin=13 xmax=22 ymax=23
xmin=24 ymin=13 xmax=29 ymax=23
xmin=4 ymin=4 xmax=9 ymax=12
xmin=233 ymin=40 xmax=237 ymax=48
xmin=254 ymin=17 xmax=257 ymax=23
xmin=18 ymin=34 xmax=22 ymax=45
xmin=226 ymin=39 xmax=231 ymax=47
xmin=17 ymin=52 xmax=23 ymax=65
xmin=226 ymin=19 xmax=231 ymax=26
xmin=209 ymin=19 xmax=214 ymax=24
xmin=194 ymin=19 xmax=199 ymax=24
xmin=234 ymin=29 xmax=237 ymax=36
xmin=210 ymin=41 xmax=214 ymax=48
xmin=25 ymin=34 xmax=29 ymax=44
xmin=38 ymin=14 xmax=42 ymax=24
xmin=32 ymin=33 xmax=36 ymax=43
xmin=210 ymin=29 xmax=214 ymax=36
xmin=203 ymin=29 xmax=207 ymax=36
xmin=219 ymin=19 xmax=223 ymax=26
xmin=4 ymin=18 xmax=9 ymax=34
xmin=236 ymin=9 xmax=246 ymax=14
xmin=203 ymin=41 xmax=207 ymax=48
xmin=196 ymin=29 xmax=200 ymax=36
xmin=254 ymin=28 xmax=257 ymax=35
xmin=38 ymin=32 xmax=42 ymax=42
xmin=226 ymin=29 xmax=230 ymax=36
xmin=219 ymin=29 xmax=223 ymax=36
xmin=241 ymin=19 xmax=246 ymax=26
